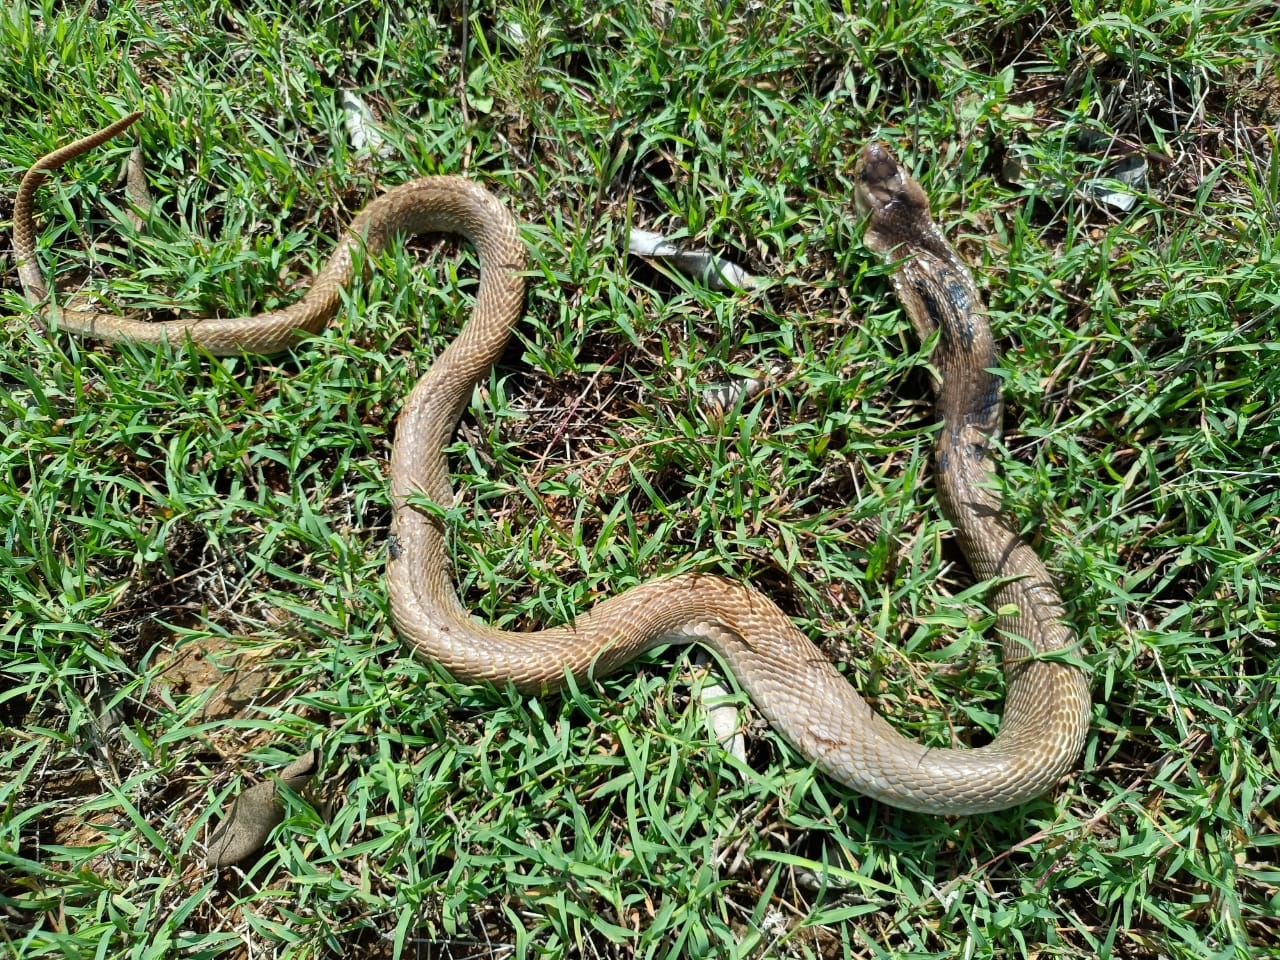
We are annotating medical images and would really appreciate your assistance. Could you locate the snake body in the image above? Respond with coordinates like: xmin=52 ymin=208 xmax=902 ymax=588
xmin=14 ymin=115 xmax=1089 ymax=814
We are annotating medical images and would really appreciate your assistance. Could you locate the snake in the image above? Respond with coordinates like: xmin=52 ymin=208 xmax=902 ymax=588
xmin=14 ymin=113 xmax=1090 ymax=815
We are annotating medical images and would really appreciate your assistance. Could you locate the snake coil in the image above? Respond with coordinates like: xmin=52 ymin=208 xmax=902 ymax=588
xmin=15 ymin=115 xmax=1090 ymax=814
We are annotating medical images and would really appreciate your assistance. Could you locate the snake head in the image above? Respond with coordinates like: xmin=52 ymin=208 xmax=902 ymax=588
xmin=853 ymin=142 xmax=934 ymax=256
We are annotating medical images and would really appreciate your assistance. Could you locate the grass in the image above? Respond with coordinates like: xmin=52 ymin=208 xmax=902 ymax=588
xmin=1 ymin=0 xmax=1278 ymax=956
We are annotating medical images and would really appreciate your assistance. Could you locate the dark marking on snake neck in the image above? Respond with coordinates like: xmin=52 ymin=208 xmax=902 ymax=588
xmin=976 ymin=375 xmax=1002 ymax=432
xmin=944 ymin=274 xmax=972 ymax=315
xmin=913 ymin=277 xmax=945 ymax=335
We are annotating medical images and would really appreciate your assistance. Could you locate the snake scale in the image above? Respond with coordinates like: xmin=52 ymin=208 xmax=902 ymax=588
xmin=14 ymin=113 xmax=1090 ymax=814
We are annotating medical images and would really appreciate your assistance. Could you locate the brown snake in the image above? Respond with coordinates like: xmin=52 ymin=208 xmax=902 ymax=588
xmin=14 ymin=113 xmax=1090 ymax=814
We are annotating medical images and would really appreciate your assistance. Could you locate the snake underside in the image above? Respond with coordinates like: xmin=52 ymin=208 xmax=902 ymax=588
xmin=14 ymin=114 xmax=1090 ymax=814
